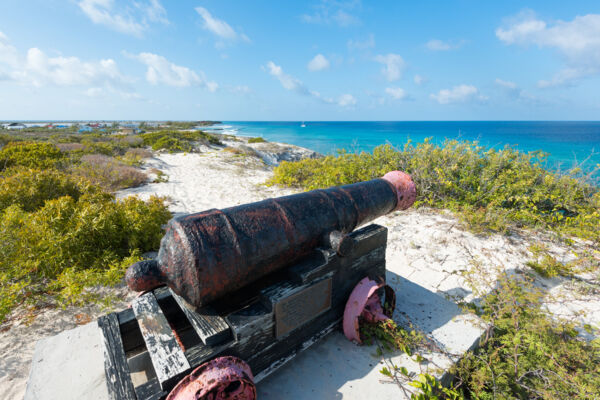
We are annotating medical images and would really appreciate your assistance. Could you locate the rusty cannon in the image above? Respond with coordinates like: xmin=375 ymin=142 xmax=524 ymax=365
xmin=93 ymin=171 xmax=416 ymax=400
xmin=126 ymin=171 xmax=416 ymax=307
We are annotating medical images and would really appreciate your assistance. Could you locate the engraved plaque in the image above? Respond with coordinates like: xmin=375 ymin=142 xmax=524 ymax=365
xmin=275 ymin=278 xmax=332 ymax=338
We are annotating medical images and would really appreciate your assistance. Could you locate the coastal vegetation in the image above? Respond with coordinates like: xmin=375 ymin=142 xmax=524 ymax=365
xmin=248 ymin=136 xmax=267 ymax=143
xmin=140 ymin=130 xmax=222 ymax=152
xmin=271 ymin=139 xmax=600 ymax=399
xmin=0 ymin=126 xmax=221 ymax=322
xmin=269 ymin=139 xmax=599 ymax=243
xmin=1 ymin=125 xmax=597 ymax=398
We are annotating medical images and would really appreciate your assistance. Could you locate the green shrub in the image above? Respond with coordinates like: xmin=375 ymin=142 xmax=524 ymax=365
xmin=0 ymin=142 xmax=66 ymax=170
xmin=69 ymin=154 xmax=147 ymax=191
xmin=0 ymin=193 xmax=171 ymax=320
xmin=139 ymin=130 xmax=222 ymax=152
xmin=119 ymin=148 xmax=152 ymax=166
xmin=269 ymin=140 xmax=600 ymax=242
xmin=453 ymin=272 xmax=600 ymax=399
xmin=0 ymin=168 xmax=87 ymax=212
xmin=0 ymin=134 xmax=13 ymax=146
xmin=151 ymin=136 xmax=192 ymax=153
xmin=79 ymin=138 xmax=127 ymax=157
xmin=248 ymin=137 xmax=267 ymax=143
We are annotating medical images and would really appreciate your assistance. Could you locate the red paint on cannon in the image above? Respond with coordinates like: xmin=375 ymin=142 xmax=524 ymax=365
xmin=126 ymin=172 xmax=416 ymax=308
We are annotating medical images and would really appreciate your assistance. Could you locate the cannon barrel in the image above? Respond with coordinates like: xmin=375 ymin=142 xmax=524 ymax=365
xmin=126 ymin=171 xmax=416 ymax=308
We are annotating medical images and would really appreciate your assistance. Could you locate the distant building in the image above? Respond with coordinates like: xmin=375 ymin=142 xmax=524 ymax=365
xmin=78 ymin=125 xmax=93 ymax=133
xmin=116 ymin=123 xmax=139 ymax=135
xmin=6 ymin=123 xmax=26 ymax=130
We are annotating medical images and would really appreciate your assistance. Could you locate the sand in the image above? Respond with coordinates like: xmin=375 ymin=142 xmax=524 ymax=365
xmin=1 ymin=138 xmax=598 ymax=399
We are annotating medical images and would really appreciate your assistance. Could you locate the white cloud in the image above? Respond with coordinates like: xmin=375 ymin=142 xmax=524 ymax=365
xmin=430 ymin=84 xmax=486 ymax=104
xmin=78 ymin=0 xmax=168 ymax=37
xmin=265 ymin=61 xmax=308 ymax=94
xmin=495 ymin=78 xmax=542 ymax=104
xmin=374 ymin=53 xmax=404 ymax=82
xmin=23 ymin=47 xmax=125 ymax=87
xmin=307 ymin=54 xmax=330 ymax=71
xmin=347 ymin=33 xmax=375 ymax=51
xmin=495 ymin=78 xmax=517 ymax=89
xmin=302 ymin=0 xmax=361 ymax=27
xmin=84 ymin=87 xmax=104 ymax=97
xmin=425 ymin=39 xmax=465 ymax=51
xmin=496 ymin=11 xmax=600 ymax=86
xmin=0 ymin=31 xmax=19 ymax=69
xmin=385 ymin=87 xmax=408 ymax=100
xmin=195 ymin=7 xmax=250 ymax=45
xmin=0 ymin=33 xmax=130 ymax=89
xmin=414 ymin=74 xmax=426 ymax=85
xmin=84 ymin=86 xmax=144 ymax=100
xmin=229 ymin=85 xmax=251 ymax=94
xmin=337 ymin=93 xmax=357 ymax=107
xmin=130 ymin=52 xmax=217 ymax=90
xmin=265 ymin=61 xmax=355 ymax=107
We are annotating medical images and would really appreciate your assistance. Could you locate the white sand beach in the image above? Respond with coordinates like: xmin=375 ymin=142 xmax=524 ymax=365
xmin=1 ymin=138 xmax=598 ymax=399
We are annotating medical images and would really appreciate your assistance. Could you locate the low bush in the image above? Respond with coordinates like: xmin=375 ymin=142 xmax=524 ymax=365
xmin=452 ymin=272 xmax=600 ymax=399
xmin=120 ymin=148 xmax=153 ymax=166
xmin=248 ymin=136 xmax=267 ymax=143
xmin=0 ymin=168 xmax=86 ymax=212
xmin=0 ymin=193 xmax=171 ymax=320
xmin=151 ymin=136 xmax=193 ymax=153
xmin=80 ymin=139 xmax=126 ymax=156
xmin=70 ymin=154 xmax=147 ymax=191
xmin=119 ymin=135 xmax=144 ymax=148
xmin=0 ymin=134 xmax=14 ymax=146
xmin=269 ymin=140 xmax=600 ymax=242
xmin=139 ymin=130 xmax=222 ymax=152
xmin=0 ymin=142 xmax=66 ymax=170
xmin=55 ymin=142 xmax=85 ymax=152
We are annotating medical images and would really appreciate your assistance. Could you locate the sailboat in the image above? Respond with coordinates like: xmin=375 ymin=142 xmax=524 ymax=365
xmin=300 ymin=121 xmax=306 ymax=128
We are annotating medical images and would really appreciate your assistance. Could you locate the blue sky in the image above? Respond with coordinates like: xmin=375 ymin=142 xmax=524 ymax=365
xmin=0 ymin=1 xmax=599 ymax=120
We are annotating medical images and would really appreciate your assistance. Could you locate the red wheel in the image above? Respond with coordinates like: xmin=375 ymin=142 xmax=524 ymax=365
xmin=167 ymin=356 xmax=256 ymax=400
xmin=343 ymin=277 xmax=396 ymax=344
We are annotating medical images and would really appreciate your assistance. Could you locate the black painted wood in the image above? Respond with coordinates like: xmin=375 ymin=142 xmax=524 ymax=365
xmin=132 ymin=292 xmax=191 ymax=391
xmin=224 ymin=225 xmax=387 ymax=380
xmin=134 ymin=378 xmax=166 ymax=400
xmin=287 ymin=249 xmax=330 ymax=283
xmin=98 ymin=313 xmax=136 ymax=400
xmin=169 ymin=289 xmax=231 ymax=346
xmin=101 ymin=224 xmax=388 ymax=399
xmin=118 ymin=287 xmax=175 ymax=354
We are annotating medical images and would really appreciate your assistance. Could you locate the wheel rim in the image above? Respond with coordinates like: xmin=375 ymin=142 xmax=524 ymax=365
xmin=343 ymin=277 xmax=396 ymax=344
xmin=167 ymin=356 xmax=256 ymax=400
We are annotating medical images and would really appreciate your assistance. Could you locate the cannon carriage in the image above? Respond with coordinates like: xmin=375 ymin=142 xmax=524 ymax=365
xmin=83 ymin=171 xmax=415 ymax=400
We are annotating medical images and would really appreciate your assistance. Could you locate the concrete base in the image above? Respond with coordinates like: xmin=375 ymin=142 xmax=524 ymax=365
xmin=25 ymin=322 xmax=109 ymax=400
xmin=26 ymin=274 xmax=484 ymax=399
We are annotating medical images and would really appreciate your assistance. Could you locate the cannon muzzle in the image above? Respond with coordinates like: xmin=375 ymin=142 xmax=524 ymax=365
xmin=126 ymin=171 xmax=416 ymax=307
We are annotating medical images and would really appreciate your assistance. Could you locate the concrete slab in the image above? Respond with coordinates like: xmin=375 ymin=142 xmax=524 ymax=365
xmin=25 ymin=275 xmax=484 ymax=399
xmin=25 ymin=321 xmax=108 ymax=400
xmin=258 ymin=273 xmax=484 ymax=399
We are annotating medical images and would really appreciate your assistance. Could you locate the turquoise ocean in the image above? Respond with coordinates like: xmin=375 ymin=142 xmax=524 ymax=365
xmin=207 ymin=121 xmax=600 ymax=176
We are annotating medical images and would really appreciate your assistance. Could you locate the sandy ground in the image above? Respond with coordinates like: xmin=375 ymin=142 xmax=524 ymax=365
xmin=1 ymin=138 xmax=598 ymax=399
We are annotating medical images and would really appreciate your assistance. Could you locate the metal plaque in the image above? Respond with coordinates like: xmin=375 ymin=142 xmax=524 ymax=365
xmin=275 ymin=278 xmax=332 ymax=338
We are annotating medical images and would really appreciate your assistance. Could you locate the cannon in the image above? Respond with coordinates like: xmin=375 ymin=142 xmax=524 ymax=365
xmin=126 ymin=171 xmax=416 ymax=307
xmin=97 ymin=171 xmax=416 ymax=400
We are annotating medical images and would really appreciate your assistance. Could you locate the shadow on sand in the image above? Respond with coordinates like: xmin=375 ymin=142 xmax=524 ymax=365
xmin=257 ymin=270 xmax=478 ymax=399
